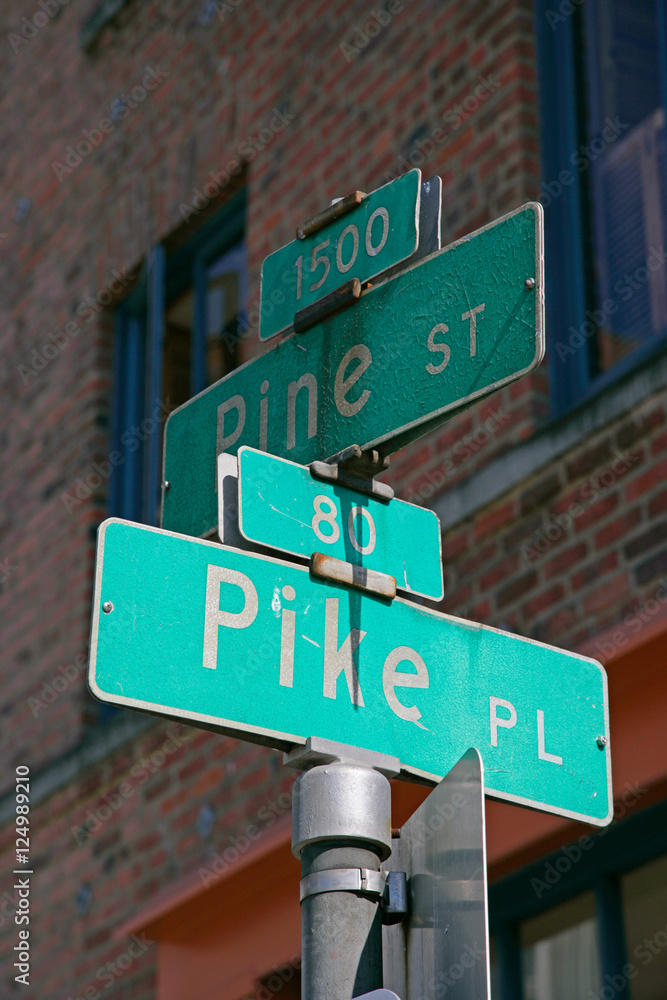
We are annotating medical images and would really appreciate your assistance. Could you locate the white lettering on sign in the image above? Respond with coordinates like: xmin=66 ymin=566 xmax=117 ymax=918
xmin=426 ymin=323 xmax=451 ymax=374
xmin=336 ymin=224 xmax=359 ymax=274
xmin=323 ymin=598 xmax=366 ymax=706
xmin=490 ymin=698 xmax=563 ymax=766
xmin=202 ymin=565 xmax=258 ymax=670
xmin=365 ymin=208 xmax=389 ymax=257
xmin=213 ymin=342 xmax=375 ymax=466
xmin=537 ymin=709 xmax=563 ymax=765
xmin=287 ymin=373 xmax=317 ymax=450
xmin=310 ymin=496 xmax=377 ymax=555
xmin=309 ymin=240 xmax=330 ymax=292
xmin=348 ymin=506 xmax=376 ymax=556
xmin=489 ymin=696 xmax=517 ymax=746
xmin=461 ymin=303 xmax=485 ymax=357
xmin=217 ymin=394 xmax=246 ymax=453
xmin=382 ymin=647 xmax=429 ymax=726
xmin=279 ymin=584 xmax=296 ymax=688
xmin=312 ymin=495 xmax=341 ymax=545
xmin=334 ymin=344 xmax=372 ymax=417
xmin=425 ymin=304 xmax=485 ymax=374
xmin=295 ymin=208 xmax=391 ymax=300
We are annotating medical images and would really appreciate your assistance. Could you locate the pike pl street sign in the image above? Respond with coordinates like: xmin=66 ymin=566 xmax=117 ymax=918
xmin=259 ymin=170 xmax=422 ymax=342
xmin=89 ymin=519 xmax=612 ymax=826
xmin=162 ymin=202 xmax=545 ymax=538
xmin=236 ymin=446 xmax=444 ymax=601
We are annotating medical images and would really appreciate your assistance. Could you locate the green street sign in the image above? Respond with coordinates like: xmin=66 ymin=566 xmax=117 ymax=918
xmin=236 ymin=446 xmax=443 ymax=601
xmin=89 ymin=519 xmax=611 ymax=826
xmin=259 ymin=170 xmax=422 ymax=342
xmin=163 ymin=202 xmax=544 ymax=538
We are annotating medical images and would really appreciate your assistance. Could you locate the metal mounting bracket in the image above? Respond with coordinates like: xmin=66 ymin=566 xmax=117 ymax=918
xmin=310 ymin=444 xmax=394 ymax=501
xmin=294 ymin=277 xmax=361 ymax=334
xmin=296 ymin=190 xmax=367 ymax=240
xmin=300 ymin=868 xmax=387 ymax=902
xmin=283 ymin=736 xmax=400 ymax=777
xmin=310 ymin=552 xmax=396 ymax=600
xmin=382 ymin=871 xmax=409 ymax=925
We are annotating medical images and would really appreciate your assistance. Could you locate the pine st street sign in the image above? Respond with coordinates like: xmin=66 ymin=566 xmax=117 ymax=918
xmin=88 ymin=519 xmax=612 ymax=826
xmin=162 ymin=202 xmax=545 ymax=539
xmin=259 ymin=170 xmax=422 ymax=342
xmin=235 ymin=446 xmax=444 ymax=601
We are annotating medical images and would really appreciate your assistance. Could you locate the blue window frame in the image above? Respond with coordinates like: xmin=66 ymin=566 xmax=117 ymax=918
xmin=536 ymin=0 xmax=667 ymax=414
xmin=490 ymin=796 xmax=667 ymax=998
xmin=110 ymin=191 xmax=246 ymax=525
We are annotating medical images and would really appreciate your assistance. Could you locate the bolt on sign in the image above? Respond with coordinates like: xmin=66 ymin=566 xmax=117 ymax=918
xmin=89 ymin=520 xmax=612 ymax=826
xmin=162 ymin=202 xmax=544 ymax=539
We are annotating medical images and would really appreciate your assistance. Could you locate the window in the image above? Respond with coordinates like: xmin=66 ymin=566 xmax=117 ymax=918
xmin=489 ymin=795 xmax=667 ymax=999
xmin=110 ymin=192 xmax=246 ymax=525
xmin=521 ymin=892 xmax=601 ymax=998
xmin=621 ymin=855 xmax=667 ymax=998
xmin=536 ymin=0 xmax=667 ymax=413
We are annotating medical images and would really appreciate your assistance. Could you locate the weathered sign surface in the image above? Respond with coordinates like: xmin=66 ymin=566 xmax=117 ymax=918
xmin=89 ymin=518 xmax=611 ymax=825
xmin=236 ymin=446 xmax=443 ymax=600
xmin=259 ymin=170 xmax=422 ymax=341
xmin=162 ymin=203 xmax=544 ymax=538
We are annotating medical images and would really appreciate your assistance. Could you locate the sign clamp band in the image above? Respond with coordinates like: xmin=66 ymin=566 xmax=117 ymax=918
xmin=296 ymin=190 xmax=367 ymax=240
xmin=294 ymin=276 xmax=361 ymax=333
xmin=299 ymin=868 xmax=387 ymax=902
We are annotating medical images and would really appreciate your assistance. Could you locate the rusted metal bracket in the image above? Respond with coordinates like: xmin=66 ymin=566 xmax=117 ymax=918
xmin=296 ymin=190 xmax=367 ymax=240
xmin=310 ymin=552 xmax=396 ymax=600
xmin=310 ymin=444 xmax=393 ymax=501
xmin=294 ymin=277 xmax=361 ymax=334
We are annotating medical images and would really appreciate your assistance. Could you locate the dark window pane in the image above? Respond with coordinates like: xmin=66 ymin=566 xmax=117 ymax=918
xmin=164 ymin=287 xmax=193 ymax=411
xmin=622 ymin=855 xmax=667 ymax=999
xmin=206 ymin=243 xmax=246 ymax=385
xmin=583 ymin=0 xmax=667 ymax=376
xmin=521 ymin=892 xmax=601 ymax=998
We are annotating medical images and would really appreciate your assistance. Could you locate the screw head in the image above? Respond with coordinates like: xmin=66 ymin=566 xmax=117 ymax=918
xmin=525 ymin=277 xmax=535 ymax=290
xmin=102 ymin=601 xmax=114 ymax=614
xmin=596 ymin=735 xmax=608 ymax=748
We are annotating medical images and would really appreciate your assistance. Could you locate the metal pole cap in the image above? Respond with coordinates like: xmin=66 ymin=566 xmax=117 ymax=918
xmin=291 ymin=761 xmax=393 ymax=861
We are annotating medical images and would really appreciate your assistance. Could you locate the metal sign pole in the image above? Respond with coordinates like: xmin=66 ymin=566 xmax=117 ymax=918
xmin=286 ymin=739 xmax=400 ymax=1000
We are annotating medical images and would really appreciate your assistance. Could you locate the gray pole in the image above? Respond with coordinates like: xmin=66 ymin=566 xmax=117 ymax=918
xmin=286 ymin=740 xmax=399 ymax=1000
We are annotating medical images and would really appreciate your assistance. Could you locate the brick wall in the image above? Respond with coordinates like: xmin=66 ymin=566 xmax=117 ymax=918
xmin=437 ymin=390 xmax=667 ymax=652
xmin=2 ymin=0 xmax=665 ymax=997
xmin=0 ymin=0 xmax=541 ymax=792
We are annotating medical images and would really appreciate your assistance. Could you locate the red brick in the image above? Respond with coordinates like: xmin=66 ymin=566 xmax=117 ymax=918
xmin=574 ymin=493 xmax=619 ymax=532
xmin=594 ymin=509 xmax=642 ymax=549
xmin=566 ymin=440 xmax=613 ymax=481
xmin=624 ymin=459 xmax=667 ymax=502
xmin=583 ymin=573 xmax=630 ymax=615
xmin=648 ymin=489 xmax=667 ymax=518
xmin=480 ymin=552 xmax=520 ymax=590
xmin=496 ymin=570 xmax=538 ymax=609
xmin=474 ymin=499 xmax=517 ymax=541
xmin=441 ymin=529 xmax=470 ymax=561
xmin=543 ymin=541 xmax=588 ymax=580
xmin=571 ymin=552 xmax=619 ymax=592
xmin=651 ymin=431 xmax=667 ymax=456
xmin=436 ymin=415 xmax=474 ymax=452
xmin=522 ymin=583 xmax=566 ymax=619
